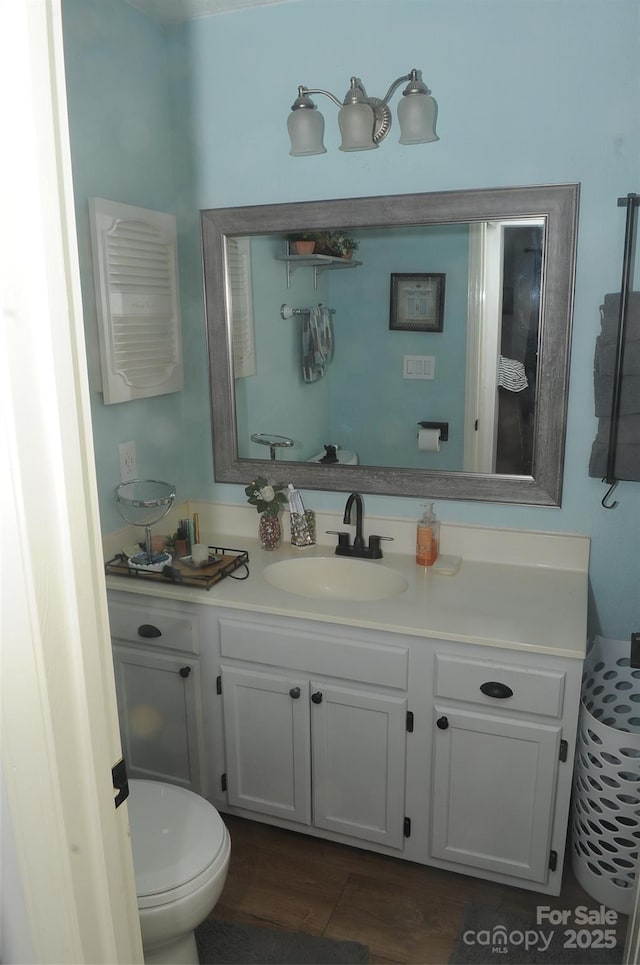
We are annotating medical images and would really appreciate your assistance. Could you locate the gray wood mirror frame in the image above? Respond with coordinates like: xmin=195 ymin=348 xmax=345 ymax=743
xmin=201 ymin=183 xmax=579 ymax=505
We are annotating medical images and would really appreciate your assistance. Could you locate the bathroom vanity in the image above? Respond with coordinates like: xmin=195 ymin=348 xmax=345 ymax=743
xmin=107 ymin=519 xmax=589 ymax=897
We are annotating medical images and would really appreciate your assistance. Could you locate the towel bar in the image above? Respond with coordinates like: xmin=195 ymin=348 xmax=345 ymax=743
xmin=281 ymin=303 xmax=336 ymax=320
xmin=597 ymin=193 xmax=640 ymax=507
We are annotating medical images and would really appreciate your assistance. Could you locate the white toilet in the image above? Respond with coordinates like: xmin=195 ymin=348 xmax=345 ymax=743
xmin=127 ymin=779 xmax=231 ymax=965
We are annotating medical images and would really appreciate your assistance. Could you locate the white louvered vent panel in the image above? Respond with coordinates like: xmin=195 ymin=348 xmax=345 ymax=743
xmin=89 ymin=198 xmax=184 ymax=404
xmin=227 ymin=237 xmax=255 ymax=378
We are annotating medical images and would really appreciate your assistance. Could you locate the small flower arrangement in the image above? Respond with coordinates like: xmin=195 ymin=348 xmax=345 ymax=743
xmin=314 ymin=231 xmax=359 ymax=258
xmin=245 ymin=476 xmax=287 ymax=517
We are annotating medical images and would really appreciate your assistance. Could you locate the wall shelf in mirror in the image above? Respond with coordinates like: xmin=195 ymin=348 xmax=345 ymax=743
xmin=201 ymin=183 xmax=579 ymax=506
xmin=276 ymin=251 xmax=362 ymax=289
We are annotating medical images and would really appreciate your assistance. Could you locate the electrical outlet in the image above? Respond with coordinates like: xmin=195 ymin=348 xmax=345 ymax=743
xmin=118 ymin=441 xmax=138 ymax=482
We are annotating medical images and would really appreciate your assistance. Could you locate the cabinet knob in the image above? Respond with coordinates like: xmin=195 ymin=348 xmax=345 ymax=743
xmin=311 ymin=691 xmax=323 ymax=704
xmin=289 ymin=686 xmax=301 ymax=699
xmin=179 ymin=666 xmax=191 ymax=678
xmin=138 ymin=624 xmax=161 ymax=638
xmin=480 ymin=681 xmax=513 ymax=699
xmin=436 ymin=716 xmax=449 ymax=730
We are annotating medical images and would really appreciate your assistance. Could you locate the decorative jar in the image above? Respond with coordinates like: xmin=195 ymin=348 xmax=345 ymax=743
xmin=259 ymin=513 xmax=282 ymax=551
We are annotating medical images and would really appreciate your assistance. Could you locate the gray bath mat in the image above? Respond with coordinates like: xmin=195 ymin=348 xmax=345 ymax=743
xmin=449 ymin=903 xmax=624 ymax=964
xmin=195 ymin=918 xmax=369 ymax=964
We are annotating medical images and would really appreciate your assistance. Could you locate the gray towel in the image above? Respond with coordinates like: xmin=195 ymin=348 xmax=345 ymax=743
xmin=301 ymin=307 xmax=334 ymax=383
xmin=593 ymin=414 xmax=640 ymax=447
xmin=595 ymin=335 xmax=640 ymax=375
xmin=594 ymin=374 xmax=640 ymax=416
xmin=589 ymin=442 xmax=640 ymax=480
xmin=590 ymin=412 xmax=640 ymax=480
xmin=600 ymin=291 xmax=640 ymax=341
xmin=589 ymin=291 xmax=640 ymax=480
xmin=301 ymin=311 xmax=321 ymax=382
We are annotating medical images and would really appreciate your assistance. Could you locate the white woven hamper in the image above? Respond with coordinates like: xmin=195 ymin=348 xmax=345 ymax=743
xmin=571 ymin=636 xmax=640 ymax=914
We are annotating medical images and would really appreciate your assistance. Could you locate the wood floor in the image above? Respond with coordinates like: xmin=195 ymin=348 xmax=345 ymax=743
xmin=212 ymin=814 xmax=623 ymax=964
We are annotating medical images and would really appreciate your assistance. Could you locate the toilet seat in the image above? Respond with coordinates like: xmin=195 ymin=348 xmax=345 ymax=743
xmin=128 ymin=780 xmax=230 ymax=909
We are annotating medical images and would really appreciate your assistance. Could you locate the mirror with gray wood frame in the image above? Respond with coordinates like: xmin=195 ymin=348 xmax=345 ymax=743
xmin=201 ymin=183 xmax=578 ymax=505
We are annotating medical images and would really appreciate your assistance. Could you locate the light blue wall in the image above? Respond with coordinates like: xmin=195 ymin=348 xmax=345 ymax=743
xmin=235 ymin=236 xmax=333 ymax=461
xmin=62 ymin=0 xmax=205 ymax=534
xmin=63 ymin=0 xmax=640 ymax=639
xmin=236 ymin=226 xmax=467 ymax=468
xmin=328 ymin=225 xmax=468 ymax=468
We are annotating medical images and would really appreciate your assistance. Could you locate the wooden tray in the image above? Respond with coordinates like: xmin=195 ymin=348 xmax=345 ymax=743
xmin=105 ymin=546 xmax=249 ymax=591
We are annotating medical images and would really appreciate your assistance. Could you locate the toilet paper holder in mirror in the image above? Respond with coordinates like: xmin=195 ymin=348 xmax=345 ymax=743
xmin=418 ymin=421 xmax=448 ymax=441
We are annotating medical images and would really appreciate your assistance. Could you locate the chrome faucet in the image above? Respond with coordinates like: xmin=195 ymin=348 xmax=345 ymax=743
xmin=328 ymin=492 xmax=393 ymax=559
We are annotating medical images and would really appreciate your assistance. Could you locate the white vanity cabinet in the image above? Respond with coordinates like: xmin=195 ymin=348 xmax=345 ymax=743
xmin=428 ymin=649 xmax=579 ymax=889
xmin=216 ymin=616 xmax=410 ymax=851
xmin=105 ymin=584 xmax=584 ymax=897
xmin=220 ymin=664 xmax=312 ymax=825
xmin=109 ymin=593 xmax=205 ymax=793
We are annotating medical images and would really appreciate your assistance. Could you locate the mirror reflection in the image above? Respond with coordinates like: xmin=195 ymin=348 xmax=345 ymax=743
xmin=231 ymin=220 xmax=544 ymax=476
xmin=202 ymin=185 xmax=578 ymax=505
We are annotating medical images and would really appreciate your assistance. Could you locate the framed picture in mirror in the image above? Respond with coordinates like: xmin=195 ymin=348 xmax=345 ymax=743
xmin=389 ymin=272 xmax=445 ymax=332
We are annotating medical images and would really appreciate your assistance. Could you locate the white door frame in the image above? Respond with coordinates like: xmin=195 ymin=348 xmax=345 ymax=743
xmin=464 ymin=222 xmax=501 ymax=473
xmin=1 ymin=1 xmax=142 ymax=961
xmin=464 ymin=218 xmax=545 ymax=474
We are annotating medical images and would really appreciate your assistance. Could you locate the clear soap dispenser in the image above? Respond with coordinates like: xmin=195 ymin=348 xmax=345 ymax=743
xmin=416 ymin=502 xmax=440 ymax=567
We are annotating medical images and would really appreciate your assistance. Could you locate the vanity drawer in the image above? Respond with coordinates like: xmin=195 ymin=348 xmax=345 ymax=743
xmin=108 ymin=598 xmax=199 ymax=654
xmin=220 ymin=618 xmax=408 ymax=689
xmin=434 ymin=654 xmax=565 ymax=717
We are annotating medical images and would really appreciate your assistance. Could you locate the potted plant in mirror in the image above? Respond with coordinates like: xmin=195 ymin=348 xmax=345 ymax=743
xmin=245 ymin=476 xmax=287 ymax=550
xmin=288 ymin=233 xmax=316 ymax=256
xmin=313 ymin=231 xmax=359 ymax=260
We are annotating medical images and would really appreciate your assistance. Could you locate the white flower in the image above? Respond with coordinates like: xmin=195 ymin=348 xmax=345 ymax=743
xmin=259 ymin=485 xmax=275 ymax=503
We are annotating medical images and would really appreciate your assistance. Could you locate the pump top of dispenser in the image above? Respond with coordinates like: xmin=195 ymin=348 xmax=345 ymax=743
xmin=421 ymin=502 xmax=435 ymax=523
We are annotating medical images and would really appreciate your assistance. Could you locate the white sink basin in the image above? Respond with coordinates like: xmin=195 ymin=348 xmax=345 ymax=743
xmin=263 ymin=556 xmax=407 ymax=601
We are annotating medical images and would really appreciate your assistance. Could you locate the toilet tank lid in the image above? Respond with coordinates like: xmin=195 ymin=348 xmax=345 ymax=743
xmin=128 ymin=779 xmax=227 ymax=896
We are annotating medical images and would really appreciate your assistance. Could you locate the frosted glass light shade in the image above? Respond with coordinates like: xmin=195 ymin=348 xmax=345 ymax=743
xmin=288 ymin=108 xmax=326 ymax=156
xmin=398 ymin=93 xmax=438 ymax=145
xmin=338 ymin=102 xmax=377 ymax=152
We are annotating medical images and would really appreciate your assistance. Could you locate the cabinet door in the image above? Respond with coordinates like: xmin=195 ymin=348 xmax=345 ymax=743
xmin=311 ymin=682 xmax=407 ymax=850
xmin=431 ymin=706 xmax=561 ymax=882
xmin=112 ymin=645 xmax=203 ymax=792
xmin=221 ymin=665 xmax=311 ymax=825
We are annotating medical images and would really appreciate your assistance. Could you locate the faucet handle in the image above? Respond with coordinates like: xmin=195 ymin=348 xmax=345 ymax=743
xmin=367 ymin=534 xmax=393 ymax=559
xmin=327 ymin=530 xmax=351 ymax=554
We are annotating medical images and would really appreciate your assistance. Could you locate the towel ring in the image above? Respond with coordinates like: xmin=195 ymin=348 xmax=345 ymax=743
xmin=250 ymin=433 xmax=294 ymax=460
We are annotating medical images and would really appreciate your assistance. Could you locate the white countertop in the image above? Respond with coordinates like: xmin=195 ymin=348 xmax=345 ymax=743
xmin=105 ymin=512 xmax=589 ymax=660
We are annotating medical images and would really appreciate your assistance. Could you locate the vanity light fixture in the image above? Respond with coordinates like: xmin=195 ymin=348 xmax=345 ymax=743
xmin=287 ymin=68 xmax=438 ymax=156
